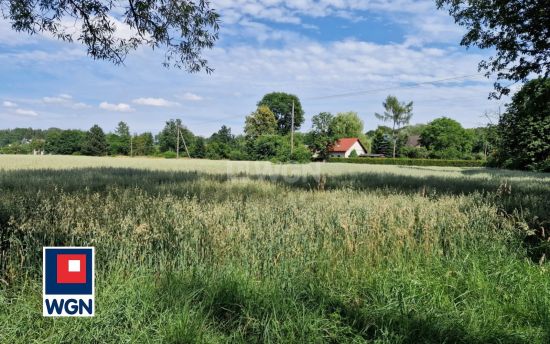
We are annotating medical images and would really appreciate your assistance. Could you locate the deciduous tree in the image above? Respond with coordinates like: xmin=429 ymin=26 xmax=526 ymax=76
xmin=1 ymin=0 xmax=220 ymax=71
xmin=437 ymin=0 xmax=550 ymax=98
xmin=375 ymin=95 xmax=413 ymax=158
xmin=157 ymin=119 xmax=194 ymax=153
xmin=329 ymin=111 xmax=364 ymax=138
xmin=307 ymin=112 xmax=336 ymax=160
xmin=257 ymin=93 xmax=304 ymax=135
xmin=420 ymin=117 xmax=472 ymax=159
xmin=244 ymin=106 xmax=277 ymax=139
xmin=493 ymin=78 xmax=550 ymax=170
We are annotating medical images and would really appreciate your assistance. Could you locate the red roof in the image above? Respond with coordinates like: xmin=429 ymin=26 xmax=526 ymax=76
xmin=329 ymin=138 xmax=365 ymax=153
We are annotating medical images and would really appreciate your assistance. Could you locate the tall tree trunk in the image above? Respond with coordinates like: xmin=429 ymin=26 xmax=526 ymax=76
xmin=392 ymin=122 xmax=397 ymax=158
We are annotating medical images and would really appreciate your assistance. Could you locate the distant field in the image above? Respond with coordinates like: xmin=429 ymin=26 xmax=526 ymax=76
xmin=2 ymin=154 xmax=549 ymax=180
xmin=1 ymin=155 xmax=550 ymax=343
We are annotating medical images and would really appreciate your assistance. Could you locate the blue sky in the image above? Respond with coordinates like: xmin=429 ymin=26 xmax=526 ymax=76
xmin=0 ymin=0 xmax=509 ymax=136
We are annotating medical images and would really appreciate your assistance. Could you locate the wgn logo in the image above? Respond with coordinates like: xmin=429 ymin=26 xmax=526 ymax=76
xmin=43 ymin=247 xmax=95 ymax=317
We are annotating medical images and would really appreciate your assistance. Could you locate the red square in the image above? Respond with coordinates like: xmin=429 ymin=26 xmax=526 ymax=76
xmin=56 ymin=254 xmax=87 ymax=284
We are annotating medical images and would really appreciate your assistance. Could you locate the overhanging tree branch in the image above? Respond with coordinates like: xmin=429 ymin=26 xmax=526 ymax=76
xmin=0 ymin=0 xmax=219 ymax=72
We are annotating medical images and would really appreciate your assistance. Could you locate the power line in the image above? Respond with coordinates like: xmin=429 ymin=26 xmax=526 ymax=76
xmin=307 ymin=73 xmax=484 ymax=100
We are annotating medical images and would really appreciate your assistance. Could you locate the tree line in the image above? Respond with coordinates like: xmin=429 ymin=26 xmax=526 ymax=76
xmin=1 ymin=81 xmax=548 ymax=171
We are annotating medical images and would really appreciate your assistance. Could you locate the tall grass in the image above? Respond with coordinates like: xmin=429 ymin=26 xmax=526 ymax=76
xmin=1 ymin=156 xmax=549 ymax=343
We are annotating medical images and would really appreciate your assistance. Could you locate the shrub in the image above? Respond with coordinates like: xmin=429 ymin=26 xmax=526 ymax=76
xmin=163 ymin=151 xmax=177 ymax=159
xmin=529 ymin=158 xmax=550 ymax=173
xmin=290 ymin=145 xmax=313 ymax=163
xmin=329 ymin=157 xmax=486 ymax=167
xmin=400 ymin=146 xmax=429 ymax=159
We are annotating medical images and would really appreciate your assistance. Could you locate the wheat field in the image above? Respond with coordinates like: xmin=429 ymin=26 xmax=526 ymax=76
xmin=1 ymin=155 xmax=549 ymax=343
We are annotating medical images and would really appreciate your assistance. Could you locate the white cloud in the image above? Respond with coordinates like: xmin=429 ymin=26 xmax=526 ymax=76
xmin=215 ymin=0 xmax=435 ymax=23
xmin=2 ymin=101 xmax=39 ymax=117
xmin=43 ymin=96 xmax=68 ymax=104
xmin=15 ymin=108 xmax=38 ymax=117
xmin=0 ymin=0 xmax=502 ymax=135
xmin=180 ymin=92 xmax=203 ymax=101
xmin=0 ymin=48 xmax=86 ymax=63
xmin=3 ymin=101 xmax=17 ymax=108
xmin=132 ymin=97 xmax=179 ymax=107
xmin=99 ymin=102 xmax=134 ymax=112
xmin=42 ymin=94 xmax=90 ymax=109
xmin=206 ymin=40 xmax=485 ymax=86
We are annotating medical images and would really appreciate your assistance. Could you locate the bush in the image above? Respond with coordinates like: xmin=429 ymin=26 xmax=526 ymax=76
xmin=290 ymin=145 xmax=312 ymax=163
xmin=163 ymin=151 xmax=177 ymax=159
xmin=228 ymin=149 xmax=248 ymax=161
xmin=329 ymin=157 xmax=486 ymax=167
xmin=473 ymin=152 xmax=486 ymax=160
xmin=400 ymin=146 xmax=429 ymax=159
xmin=428 ymin=147 xmax=464 ymax=160
xmin=529 ymin=158 xmax=550 ymax=173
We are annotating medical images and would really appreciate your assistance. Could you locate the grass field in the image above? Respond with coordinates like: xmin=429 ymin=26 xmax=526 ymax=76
xmin=1 ymin=155 xmax=550 ymax=343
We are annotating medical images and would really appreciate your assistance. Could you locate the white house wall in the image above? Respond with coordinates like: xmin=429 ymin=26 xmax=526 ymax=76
xmin=344 ymin=141 xmax=366 ymax=158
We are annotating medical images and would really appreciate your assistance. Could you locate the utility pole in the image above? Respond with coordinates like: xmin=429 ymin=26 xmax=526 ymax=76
xmin=176 ymin=125 xmax=180 ymax=159
xmin=179 ymin=128 xmax=191 ymax=158
xmin=291 ymin=100 xmax=295 ymax=155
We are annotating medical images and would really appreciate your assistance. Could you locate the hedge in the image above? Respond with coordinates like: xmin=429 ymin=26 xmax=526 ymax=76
xmin=328 ymin=157 xmax=486 ymax=167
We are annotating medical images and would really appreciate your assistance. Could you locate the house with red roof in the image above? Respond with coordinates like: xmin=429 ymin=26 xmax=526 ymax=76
xmin=328 ymin=138 xmax=367 ymax=158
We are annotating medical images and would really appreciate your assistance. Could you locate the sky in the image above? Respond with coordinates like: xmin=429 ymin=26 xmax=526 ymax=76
xmin=0 ymin=0 xmax=510 ymax=136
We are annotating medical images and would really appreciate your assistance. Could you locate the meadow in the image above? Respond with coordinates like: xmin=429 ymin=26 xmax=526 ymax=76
xmin=1 ymin=155 xmax=550 ymax=343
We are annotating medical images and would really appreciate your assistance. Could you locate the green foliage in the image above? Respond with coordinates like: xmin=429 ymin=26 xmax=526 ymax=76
xmin=205 ymin=141 xmax=231 ymax=160
xmin=132 ymin=132 xmax=155 ymax=156
xmin=206 ymin=126 xmax=236 ymax=160
xmin=365 ymin=125 xmax=392 ymax=137
xmin=245 ymin=134 xmax=310 ymax=162
xmin=469 ymin=126 xmax=497 ymax=158
xmin=348 ymin=149 xmax=358 ymax=158
xmin=493 ymin=78 xmax=550 ymax=171
xmin=209 ymin=125 xmax=234 ymax=146
xmin=421 ymin=117 xmax=473 ymax=159
xmin=400 ymin=146 xmax=429 ymax=159
xmin=244 ymin=105 xmax=277 ymax=139
xmin=1 ymin=160 xmax=549 ymax=342
xmin=436 ymin=0 xmax=550 ymax=97
xmin=106 ymin=121 xmax=131 ymax=155
xmin=307 ymin=112 xmax=336 ymax=160
xmin=329 ymin=157 xmax=486 ymax=167
xmin=228 ymin=136 xmax=249 ymax=161
xmin=290 ymin=144 xmax=313 ymax=163
xmin=371 ymin=128 xmax=392 ymax=156
xmin=400 ymin=123 xmax=426 ymax=136
xmin=45 ymin=129 xmax=85 ymax=155
xmin=375 ymin=95 xmax=413 ymax=157
xmin=191 ymin=136 xmax=207 ymax=159
xmin=162 ymin=151 xmax=177 ymax=159
xmin=329 ymin=111 xmax=364 ymax=138
xmin=0 ymin=142 xmax=32 ymax=154
xmin=258 ymin=92 xmax=304 ymax=134
xmin=3 ymin=0 xmax=220 ymax=71
xmin=158 ymin=119 xmax=195 ymax=154
xmin=307 ymin=111 xmax=365 ymax=160
xmin=246 ymin=134 xmax=289 ymax=161
xmin=81 ymin=125 xmax=107 ymax=156
xmin=106 ymin=133 xmax=126 ymax=155
xmin=0 ymin=127 xmax=48 ymax=146
xmin=115 ymin=121 xmax=130 ymax=137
